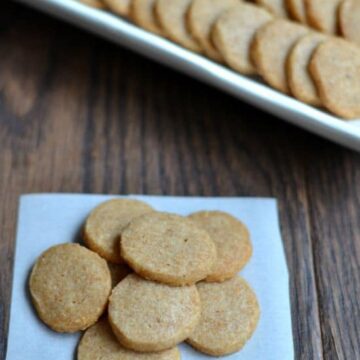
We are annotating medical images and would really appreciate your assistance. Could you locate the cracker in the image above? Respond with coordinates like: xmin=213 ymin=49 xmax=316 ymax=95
xmin=29 ymin=243 xmax=111 ymax=333
xmin=108 ymin=262 xmax=132 ymax=288
xmin=131 ymin=0 xmax=163 ymax=34
xmin=78 ymin=319 xmax=181 ymax=360
xmin=286 ymin=0 xmax=307 ymax=22
xmin=84 ymin=199 xmax=153 ymax=264
xmin=255 ymin=0 xmax=288 ymax=17
xmin=121 ymin=212 xmax=217 ymax=286
xmin=155 ymin=0 xmax=201 ymax=52
xmin=305 ymin=0 xmax=341 ymax=34
xmin=103 ymin=0 xmax=131 ymax=16
xmin=309 ymin=39 xmax=360 ymax=119
xmin=288 ymin=32 xmax=327 ymax=105
xmin=339 ymin=0 xmax=360 ymax=46
xmin=188 ymin=0 xmax=239 ymax=61
xmin=251 ymin=19 xmax=308 ymax=93
xmin=212 ymin=3 xmax=273 ymax=75
xmin=79 ymin=0 xmax=106 ymax=8
xmin=108 ymin=274 xmax=201 ymax=352
xmin=187 ymin=276 xmax=260 ymax=356
xmin=189 ymin=211 xmax=252 ymax=282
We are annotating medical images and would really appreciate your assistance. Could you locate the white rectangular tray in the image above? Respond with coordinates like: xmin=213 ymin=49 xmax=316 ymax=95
xmin=19 ymin=0 xmax=360 ymax=152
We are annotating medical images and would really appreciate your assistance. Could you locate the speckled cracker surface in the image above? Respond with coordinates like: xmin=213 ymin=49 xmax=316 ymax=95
xmin=131 ymin=0 xmax=163 ymax=34
xmin=29 ymin=243 xmax=111 ymax=332
xmin=189 ymin=211 xmax=253 ymax=282
xmin=255 ymin=0 xmax=288 ymax=17
xmin=109 ymin=274 xmax=201 ymax=352
xmin=84 ymin=198 xmax=153 ymax=263
xmin=252 ymin=19 xmax=308 ymax=93
xmin=121 ymin=212 xmax=217 ymax=285
xmin=188 ymin=277 xmax=260 ymax=356
xmin=286 ymin=0 xmax=307 ymax=22
xmin=188 ymin=0 xmax=239 ymax=61
xmin=6 ymin=194 xmax=293 ymax=360
xmin=288 ymin=33 xmax=327 ymax=106
xmin=103 ymin=0 xmax=131 ymax=16
xmin=78 ymin=319 xmax=181 ymax=359
xmin=305 ymin=0 xmax=341 ymax=34
xmin=339 ymin=0 xmax=360 ymax=46
xmin=155 ymin=0 xmax=201 ymax=52
xmin=212 ymin=3 xmax=273 ymax=75
xmin=310 ymin=39 xmax=360 ymax=119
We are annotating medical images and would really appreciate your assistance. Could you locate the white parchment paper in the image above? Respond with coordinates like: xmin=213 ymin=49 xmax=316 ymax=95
xmin=6 ymin=194 xmax=294 ymax=360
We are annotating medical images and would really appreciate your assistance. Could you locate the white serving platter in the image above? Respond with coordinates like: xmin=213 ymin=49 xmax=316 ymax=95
xmin=18 ymin=0 xmax=360 ymax=152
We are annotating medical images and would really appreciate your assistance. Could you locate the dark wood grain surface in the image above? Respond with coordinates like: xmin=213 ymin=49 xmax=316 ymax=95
xmin=1 ymin=2 xmax=360 ymax=359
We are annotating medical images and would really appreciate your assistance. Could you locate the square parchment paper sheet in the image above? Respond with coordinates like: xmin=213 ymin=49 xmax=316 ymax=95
xmin=6 ymin=194 xmax=294 ymax=360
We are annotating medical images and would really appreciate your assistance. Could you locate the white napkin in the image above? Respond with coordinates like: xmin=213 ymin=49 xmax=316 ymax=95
xmin=6 ymin=194 xmax=294 ymax=360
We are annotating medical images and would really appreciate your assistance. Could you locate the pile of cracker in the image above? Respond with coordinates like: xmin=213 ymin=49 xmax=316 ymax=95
xmin=79 ymin=0 xmax=360 ymax=119
xmin=29 ymin=199 xmax=260 ymax=359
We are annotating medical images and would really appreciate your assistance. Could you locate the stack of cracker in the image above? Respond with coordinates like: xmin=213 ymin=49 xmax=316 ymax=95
xmin=78 ymin=0 xmax=360 ymax=119
xmin=29 ymin=198 xmax=260 ymax=358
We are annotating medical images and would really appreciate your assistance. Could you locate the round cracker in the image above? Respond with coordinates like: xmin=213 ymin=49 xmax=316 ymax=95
xmin=287 ymin=33 xmax=327 ymax=105
xmin=79 ymin=0 xmax=106 ymax=8
xmin=188 ymin=0 xmax=239 ymax=61
xmin=251 ymin=19 xmax=308 ymax=93
xmin=339 ymin=0 xmax=360 ymax=46
xmin=78 ymin=319 xmax=181 ymax=360
xmin=131 ymin=0 xmax=163 ymax=34
xmin=212 ymin=3 xmax=273 ymax=75
xmin=155 ymin=0 xmax=201 ymax=52
xmin=109 ymin=274 xmax=201 ymax=352
xmin=187 ymin=276 xmax=260 ymax=356
xmin=309 ymin=39 xmax=360 ymax=119
xmin=286 ymin=0 xmax=307 ymax=22
xmin=305 ymin=0 xmax=341 ymax=34
xmin=255 ymin=0 xmax=289 ymax=17
xmin=121 ymin=212 xmax=217 ymax=286
xmin=108 ymin=262 xmax=132 ymax=288
xmin=29 ymin=243 xmax=111 ymax=333
xmin=189 ymin=211 xmax=253 ymax=282
xmin=84 ymin=199 xmax=154 ymax=264
xmin=103 ymin=0 xmax=131 ymax=16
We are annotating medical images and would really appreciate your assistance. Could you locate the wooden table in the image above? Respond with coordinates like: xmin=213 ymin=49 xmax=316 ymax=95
xmin=1 ymin=2 xmax=360 ymax=359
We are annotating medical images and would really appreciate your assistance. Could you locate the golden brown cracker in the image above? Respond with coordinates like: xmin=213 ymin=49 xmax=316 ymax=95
xmin=286 ymin=0 xmax=307 ymax=22
xmin=255 ymin=0 xmax=289 ymax=17
xmin=131 ymin=0 xmax=163 ymax=34
xmin=339 ymin=0 xmax=360 ymax=46
xmin=288 ymin=32 xmax=327 ymax=105
xmin=103 ymin=0 xmax=131 ymax=16
xmin=121 ymin=212 xmax=217 ymax=286
xmin=84 ymin=198 xmax=154 ymax=264
xmin=188 ymin=0 xmax=239 ymax=61
xmin=212 ymin=3 xmax=273 ymax=75
xmin=79 ymin=0 xmax=106 ymax=8
xmin=305 ymin=0 xmax=341 ymax=34
xmin=309 ymin=39 xmax=360 ymax=119
xmin=155 ymin=0 xmax=201 ymax=52
xmin=251 ymin=19 xmax=308 ymax=93
xmin=189 ymin=211 xmax=253 ymax=282
xmin=78 ymin=319 xmax=181 ymax=360
xmin=108 ymin=274 xmax=201 ymax=352
xmin=187 ymin=276 xmax=260 ymax=356
xmin=29 ymin=244 xmax=111 ymax=333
